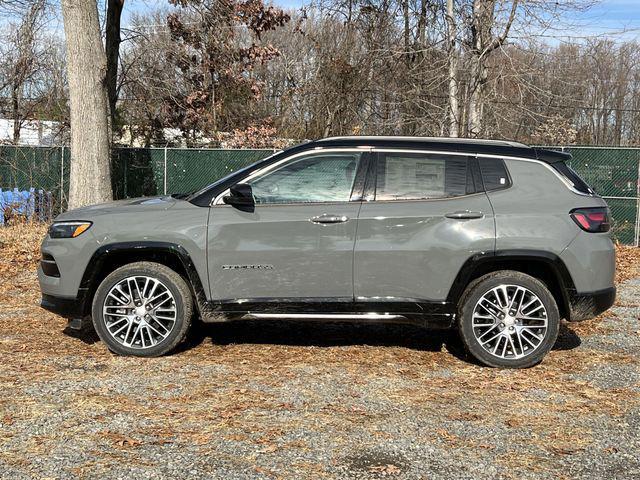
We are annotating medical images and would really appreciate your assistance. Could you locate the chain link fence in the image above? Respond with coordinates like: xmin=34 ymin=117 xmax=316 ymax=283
xmin=0 ymin=146 xmax=275 ymax=213
xmin=0 ymin=146 xmax=69 ymax=214
xmin=110 ymin=148 xmax=277 ymax=199
xmin=555 ymin=147 xmax=640 ymax=246
xmin=1 ymin=145 xmax=639 ymax=245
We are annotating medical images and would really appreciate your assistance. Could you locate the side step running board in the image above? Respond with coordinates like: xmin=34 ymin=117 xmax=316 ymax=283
xmin=240 ymin=313 xmax=408 ymax=321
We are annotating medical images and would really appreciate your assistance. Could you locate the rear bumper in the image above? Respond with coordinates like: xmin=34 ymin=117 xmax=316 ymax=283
xmin=566 ymin=287 xmax=616 ymax=322
xmin=40 ymin=291 xmax=89 ymax=319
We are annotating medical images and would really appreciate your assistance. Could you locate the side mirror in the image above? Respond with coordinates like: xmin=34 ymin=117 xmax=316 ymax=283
xmin=223 ymin=183 xmax=255 ymax=211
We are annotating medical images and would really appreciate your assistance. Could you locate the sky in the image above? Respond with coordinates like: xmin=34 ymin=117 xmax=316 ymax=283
xmin=121 ymin=0 xmax=640 ymax=42
xmin=1 ymin=0 xmax=636 ymax=43
xmin=572 ymin=0 xmax=640 ymax=39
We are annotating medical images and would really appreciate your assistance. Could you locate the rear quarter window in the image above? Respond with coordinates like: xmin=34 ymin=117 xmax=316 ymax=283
xmin=551 ymin=161 xmax=595 ymax=195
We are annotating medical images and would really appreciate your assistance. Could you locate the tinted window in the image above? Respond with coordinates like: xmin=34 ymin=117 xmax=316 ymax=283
xmin=552 ymin=161 xmax=594 ymax=195
xmin=248 ymin=152 xmax=360 ymax=204
xmin=374 ymin=153 xmax=471 ymax=201
xmin=479 ymin=158 xmax=510 ymax=190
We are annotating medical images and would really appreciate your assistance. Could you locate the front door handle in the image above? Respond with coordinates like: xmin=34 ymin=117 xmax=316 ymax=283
xmin=310 ymin=214 xmax=349 ymax=224
xmin=445 ymin=210 xmax=484 ymax=220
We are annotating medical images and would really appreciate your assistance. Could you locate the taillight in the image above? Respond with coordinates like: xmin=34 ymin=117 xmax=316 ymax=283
xmin=570 ymin=207 xmax=611 ymax=233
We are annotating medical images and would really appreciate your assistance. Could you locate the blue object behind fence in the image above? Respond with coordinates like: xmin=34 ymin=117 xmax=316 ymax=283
xmin=0 ymin=188 xmax=53 ymax=225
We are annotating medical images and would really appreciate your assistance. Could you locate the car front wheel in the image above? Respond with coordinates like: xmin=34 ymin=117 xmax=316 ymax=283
xmin=458 ymin=271 xmax=560 ymax=368
xmin=91 ymin=261 xmax=193 ymax=357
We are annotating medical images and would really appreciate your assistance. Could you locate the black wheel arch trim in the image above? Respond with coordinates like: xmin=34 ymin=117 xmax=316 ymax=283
xmin=447 ymin=249 xmax=576 ymax=314
xmin=78 ymin=241 xmax=208 ymax=315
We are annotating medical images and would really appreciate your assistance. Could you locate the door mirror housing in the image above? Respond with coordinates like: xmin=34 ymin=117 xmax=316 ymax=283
xmin=223 ymin=183 xmax=255 ymax=211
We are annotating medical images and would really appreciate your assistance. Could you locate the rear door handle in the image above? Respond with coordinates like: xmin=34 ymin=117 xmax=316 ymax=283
xmin=445 ymin=210 xmax=484 ymax=219
xmin=310 ymin=214 xmax=349 ymax=224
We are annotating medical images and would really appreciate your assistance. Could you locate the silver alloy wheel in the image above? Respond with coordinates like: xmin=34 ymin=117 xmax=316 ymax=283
xmin=471 ymin=284 xmax=548 ymax=360
xmin=102 ymin=276 xmax=177 ymax=349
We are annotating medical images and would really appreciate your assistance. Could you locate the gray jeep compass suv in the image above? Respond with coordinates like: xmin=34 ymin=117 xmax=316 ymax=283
xmin=38 ymin=137 xmax=615 ymax=368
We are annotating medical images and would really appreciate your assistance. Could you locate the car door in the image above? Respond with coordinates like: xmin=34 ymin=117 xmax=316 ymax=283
xmin=354 ymin=150 xmax=495 ymax=303
xmin=207 ymin=149 xmax=368 ymax=302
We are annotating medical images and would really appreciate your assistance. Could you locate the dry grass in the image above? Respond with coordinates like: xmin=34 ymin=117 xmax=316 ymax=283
xmin=0 ymin=222 xmax=639 ymax=478
xmin=615 ymin=244 xmax=640 ymax=283
xmin=0 ymin=221 xmax=47 ymax=279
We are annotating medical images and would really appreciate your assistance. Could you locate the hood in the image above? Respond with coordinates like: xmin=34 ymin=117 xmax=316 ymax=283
xmin=55 ymin=195 xmax=179 ymax=221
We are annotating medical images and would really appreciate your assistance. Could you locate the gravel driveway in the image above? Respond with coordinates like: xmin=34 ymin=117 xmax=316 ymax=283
xmin=1 ymin=267 xmax=639 ymax=479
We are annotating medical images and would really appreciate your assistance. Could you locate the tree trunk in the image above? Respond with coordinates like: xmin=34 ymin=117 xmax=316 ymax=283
xmin=468 ymin=58 xmax=486 ymax=137
xmin=402 ymin=0 xmax=410 ymax=61
xmin=613 ymin=46 xmax=629 ymax=146
xmin=417 ymin=0 xmax=427 ymax=53
xmin=61 ymin=0 xmax=112 ymax=209
xmin=323 ymin=106 xmax=335 ymax=137
xmin=468 ymin=0 xmax=491 ymax=137
xmin=105 ymin=0 xmax=124 ymax=128
xmin=11 ymin=84 xmax=21 ymax=143
xmin=445 ymin=0 xmax=459 ymax=137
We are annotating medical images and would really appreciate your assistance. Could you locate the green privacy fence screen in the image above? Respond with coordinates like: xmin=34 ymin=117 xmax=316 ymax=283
xmin=1 ymin=145 xmax=639 ymax=245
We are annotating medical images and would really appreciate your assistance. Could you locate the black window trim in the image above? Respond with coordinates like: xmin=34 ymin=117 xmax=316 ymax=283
xmin=469 ymin=156 xmax=484 ymax=192
xmin=190 ymin=143 xmax=578 ymax=207
xmin=204 ymin=146 xmax=592 ymax=207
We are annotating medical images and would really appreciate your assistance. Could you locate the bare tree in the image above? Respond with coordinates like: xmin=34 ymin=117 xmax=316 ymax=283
xmin=0 ymin=0 xmax=33 ymax=13
xmin=94 ymin=0 xmax=640 ymax=147
xmin=61 ymin=0 xmax=112 ymax=208
xmin=466 ymin=0 xmax=518 ymax=137
xmin=0 ymin=0 xmax=47 ymax=143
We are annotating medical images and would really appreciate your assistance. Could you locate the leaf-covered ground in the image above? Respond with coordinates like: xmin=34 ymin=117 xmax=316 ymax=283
xmin=1 ymin=223 xmax=639 ymax=479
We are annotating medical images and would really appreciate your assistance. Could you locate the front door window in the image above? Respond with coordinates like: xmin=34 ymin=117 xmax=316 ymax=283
xmin=247 ymin=152 xmax=361 ymax=204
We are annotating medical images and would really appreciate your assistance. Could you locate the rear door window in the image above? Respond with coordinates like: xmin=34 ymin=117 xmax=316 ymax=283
xmin=374 ymin=153 xmax=474 ymax=201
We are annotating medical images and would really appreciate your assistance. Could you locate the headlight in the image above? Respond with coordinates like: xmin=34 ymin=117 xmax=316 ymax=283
xmin=48 ymin=221 xmax=93 ymax=238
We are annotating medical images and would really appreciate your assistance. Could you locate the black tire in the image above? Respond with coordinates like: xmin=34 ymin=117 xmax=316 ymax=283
xmin=457 ymin=270 xmax=560 ymax=368
xmin=91 ymin=261 xmax=193 ymax=357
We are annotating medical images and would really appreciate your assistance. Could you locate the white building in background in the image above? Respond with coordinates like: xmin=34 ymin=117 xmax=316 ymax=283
xmin=0 ymin=119 xmax=64 ymax=146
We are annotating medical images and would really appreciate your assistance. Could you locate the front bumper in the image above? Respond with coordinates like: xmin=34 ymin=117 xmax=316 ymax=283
xmin=567 ymin=287 xmax=616 ymax=322
xmin=41 ymin=291 xmax=90 ymax=319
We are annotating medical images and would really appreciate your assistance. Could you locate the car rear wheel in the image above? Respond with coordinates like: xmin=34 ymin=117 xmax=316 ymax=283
xmin=91 ymin=262 xmax=193 ymax=357
xmin=458 ymin=271 xmax=560 ymax=368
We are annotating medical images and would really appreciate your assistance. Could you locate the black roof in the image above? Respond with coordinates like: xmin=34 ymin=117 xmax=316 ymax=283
xmin=189 ymin=136 xmax=570 ymax=206
xmin=303 ymin=136 xmax=570 ymax=164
